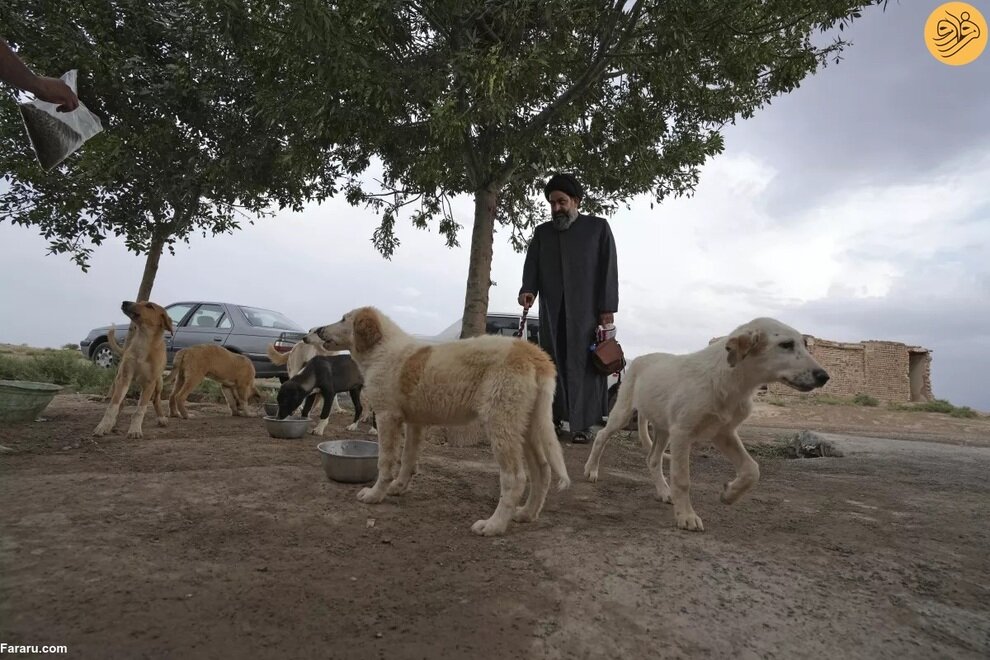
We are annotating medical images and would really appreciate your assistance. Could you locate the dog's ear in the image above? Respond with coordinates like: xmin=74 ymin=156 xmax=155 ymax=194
xmin=352 ymin=308 xmax=384 ymax=353
xmin=160 ymin=309 xmax=174 ymax=334
xmin=725 ymin=330 xmax=765 ymax=367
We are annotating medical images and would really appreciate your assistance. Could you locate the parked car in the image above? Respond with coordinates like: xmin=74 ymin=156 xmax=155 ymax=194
xmin=78 ymin=301 xmax=307 ymax=379
xmin=418 ymin=311 xmax=541 ymax=344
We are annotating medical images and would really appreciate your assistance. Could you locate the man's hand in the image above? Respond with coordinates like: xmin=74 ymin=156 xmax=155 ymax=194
xmin=518 ymin=292 xmax=535 ymax=310
xmin=599 ymin=312 xmax=614 ymax=326
xmin=32 ymin=76 xmax=79 ymax=112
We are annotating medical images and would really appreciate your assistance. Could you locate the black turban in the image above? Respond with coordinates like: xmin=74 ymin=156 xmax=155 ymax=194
xmin=544 ymin=173 xmax=583 ymax=201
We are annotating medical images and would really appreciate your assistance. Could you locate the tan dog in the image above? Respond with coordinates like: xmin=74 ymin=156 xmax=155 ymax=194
xmin=584 ymin=317 xmax=829 ymax=532
xmin=266 ymin=341 xmax=344 ymax=415
xmin=93 ymin=300 xmax=173 ymax=439
xmin=306 ymin=307 xmax=570 ymax=536
xmin=167 ymin=344 xmax=263 ymax=418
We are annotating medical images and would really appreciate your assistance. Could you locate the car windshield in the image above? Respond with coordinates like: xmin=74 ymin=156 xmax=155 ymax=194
xmin=238 ymin=306 xmax=303 ymax=331
xmin=436 ymin=319 xmax=463 ymax=340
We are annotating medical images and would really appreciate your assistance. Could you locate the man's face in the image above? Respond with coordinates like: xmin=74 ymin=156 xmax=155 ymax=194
xmin=548 ymin=191 xmax=578 ymax=222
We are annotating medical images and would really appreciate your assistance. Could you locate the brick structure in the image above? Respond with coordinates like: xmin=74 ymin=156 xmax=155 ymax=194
xmin=711 ymin=335 xmax=934 ymax=403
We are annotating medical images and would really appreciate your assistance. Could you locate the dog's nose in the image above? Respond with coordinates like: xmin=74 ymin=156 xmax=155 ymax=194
xmin=813 ymin=369 xmax=829 ymax=386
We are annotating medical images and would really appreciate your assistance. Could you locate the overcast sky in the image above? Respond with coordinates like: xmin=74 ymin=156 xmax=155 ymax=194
xmin=2 ymin=1 xmax=988 ymax=410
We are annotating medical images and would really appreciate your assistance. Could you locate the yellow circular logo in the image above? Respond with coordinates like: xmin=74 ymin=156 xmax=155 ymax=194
xmin=925 ymin=2 xmax=987 ymax=66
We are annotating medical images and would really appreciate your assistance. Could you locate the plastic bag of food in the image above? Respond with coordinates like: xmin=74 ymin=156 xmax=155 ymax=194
xmin=18 ymin=70 xmax=103 ymax=171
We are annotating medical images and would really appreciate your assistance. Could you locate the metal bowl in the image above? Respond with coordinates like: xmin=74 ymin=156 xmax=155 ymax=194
xmin=263 ymin=402 xmax=280 ymax=417
xmin=263 ymin=415 xmax=310 ymax=439
xmin=317 ymin=439 xmax=379 ymax=484
xmin=0 ymin=380 xmax=63 ymax=423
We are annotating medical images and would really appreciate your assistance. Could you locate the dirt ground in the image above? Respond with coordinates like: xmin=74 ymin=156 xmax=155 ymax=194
xmin=2 ymin=395 xmax=989 ymax=659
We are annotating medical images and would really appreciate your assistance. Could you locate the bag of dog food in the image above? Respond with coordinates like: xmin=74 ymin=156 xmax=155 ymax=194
xmin=18 ymin=70 xmax=103 ymax=171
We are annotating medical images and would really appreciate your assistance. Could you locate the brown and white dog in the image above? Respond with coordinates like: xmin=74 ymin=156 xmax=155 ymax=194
xmin=584 ymin=317 xmax=829 ymax=532
xmin=93 ymin=300 xmax=173 ymax=439
xmin=167 ymin=344 xmax=263 ymax=418
xmin=306 ymin=306 xmax=570 ymax=536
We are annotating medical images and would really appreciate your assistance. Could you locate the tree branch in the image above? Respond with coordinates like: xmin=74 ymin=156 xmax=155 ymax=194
xmin=500 ymin=0 xmax=646 ymax=182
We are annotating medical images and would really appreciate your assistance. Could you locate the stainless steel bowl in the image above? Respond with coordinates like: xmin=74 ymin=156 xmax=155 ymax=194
xmin=263 ymin=415 xmax=310 ymax=439
xmin=317 ymin=439 xmax=379 ymax=483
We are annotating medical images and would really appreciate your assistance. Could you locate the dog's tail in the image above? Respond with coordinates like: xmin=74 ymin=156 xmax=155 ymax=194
xmin=266 ymin=343 xmax=290 ymax=366
xmin=637 ymin=408 xmax=653 ymax=452
xmin=163 ymin=350 xmax=184 ymax=389
xmin=106 ymin=325 xmax=124 ymax=357
xmin=533 ymin=369 xmax=570 ymax=491
xmin=608 ymin=361 xmax=638 ymax=436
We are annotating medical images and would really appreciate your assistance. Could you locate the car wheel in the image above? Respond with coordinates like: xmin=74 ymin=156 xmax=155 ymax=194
xmin=91 ymin=342 xmax=116 ymax=369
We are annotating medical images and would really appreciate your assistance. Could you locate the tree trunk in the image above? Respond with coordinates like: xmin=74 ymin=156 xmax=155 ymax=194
xmin=459 ymin=186 xmax=498 ymax=338
xmin=136 ymin=231 xmax=167 ymax=302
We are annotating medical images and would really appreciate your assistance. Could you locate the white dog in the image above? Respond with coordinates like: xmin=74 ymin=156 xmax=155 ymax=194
xmin=306 ymin=306 xmax=569 ymax=536
xmin=584 ymin=317 xmax=829 ymax=532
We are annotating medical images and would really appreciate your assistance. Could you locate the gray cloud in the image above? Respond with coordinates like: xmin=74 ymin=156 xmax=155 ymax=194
xmin=724 ymin=1 xmax=990 ymax=216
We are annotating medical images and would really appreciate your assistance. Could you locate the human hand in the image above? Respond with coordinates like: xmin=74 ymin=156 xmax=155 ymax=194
xmin=518 ymin=293 xmax=535 ymax=309
xmin=32 ymin=76 xmax=79 ymax=112
xmin=599 ymin=312 xmax=614 ymax=326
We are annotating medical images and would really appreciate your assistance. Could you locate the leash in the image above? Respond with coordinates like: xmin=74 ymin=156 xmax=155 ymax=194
xmin=513 ymin=306 xmax=529 ymax=338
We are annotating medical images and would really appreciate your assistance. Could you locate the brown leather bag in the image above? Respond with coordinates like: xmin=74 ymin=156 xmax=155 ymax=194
xmin=592 ymin=337 xmax=626 ymax=375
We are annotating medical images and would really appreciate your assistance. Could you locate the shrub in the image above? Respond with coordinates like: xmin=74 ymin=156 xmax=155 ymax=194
xmin=852 ymin=392 xmax=879 ymax=407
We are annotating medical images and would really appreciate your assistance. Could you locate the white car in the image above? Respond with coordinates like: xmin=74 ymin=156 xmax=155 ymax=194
xmin=416 ymin=311 xmax=540 ymax=344
xmin=417 ymin=311 xmax=621 ymax=392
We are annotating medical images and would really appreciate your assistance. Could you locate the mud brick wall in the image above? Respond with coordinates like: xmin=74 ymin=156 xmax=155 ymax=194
xmin=914 ymin=351 xmax=934 ymax=401
xmin=863 ymin=341 xmax=912 ymax=401
xmin=756 ymin=337 xmax=933 ymax=403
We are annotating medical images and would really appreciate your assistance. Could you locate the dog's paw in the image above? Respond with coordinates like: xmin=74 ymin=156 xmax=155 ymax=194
xmin=720 ymin=477 xmax=756 ymax=505
xmin=92 ymin=421 xmax=112 ymax=437
xmin=126 ymin=429 xmax=144 ymax=440
xmin=156 ymin=416 xmax=168 ymax=427
xmin=675 ymin=511 xmax=704 ymax=532
xmin=470 ymin=518 xmax=507 ymax=537
xmin=357 ymin=487 xmax=386 ymax=504
xmin=368 ymin=427 xmax=378 ymax=436
xmin=583 ymin=462 xmax=599 ymax=483
xmin=346 ymin=422 xmax=359 ymax=431
xmin=385 ymin=480 xmax=409 ymax=496
xmin=308 ymin=427 xmax=326 ymax=436
xmin=654 ymin=487 xmax=672 ymax=504
xmin=512 ymin=507 xmax=536 ymax=523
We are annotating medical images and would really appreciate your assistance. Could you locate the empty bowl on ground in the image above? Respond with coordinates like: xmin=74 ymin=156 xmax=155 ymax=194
xmin=0 ymin=380 xmax=63 ymax=423
xmin=317 ymin=439 xmax=379 ymax=483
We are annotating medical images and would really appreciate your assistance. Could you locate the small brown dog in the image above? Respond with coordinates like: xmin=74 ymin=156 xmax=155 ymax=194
xmin=168 ymin=344 xmax=262 ymax=418
xmin=93 ymin=300 xmax=173 ymax=439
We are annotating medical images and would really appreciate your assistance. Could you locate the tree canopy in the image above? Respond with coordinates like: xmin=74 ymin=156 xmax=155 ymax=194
xmin=0 ymin=0 xmax=339 ymax=299
xmin=236 ymin=0 xmax=883 ymax=335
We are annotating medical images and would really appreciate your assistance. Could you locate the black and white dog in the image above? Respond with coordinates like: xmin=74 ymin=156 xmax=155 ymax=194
xmin=276 ymin=355 xmax=373 ymax=435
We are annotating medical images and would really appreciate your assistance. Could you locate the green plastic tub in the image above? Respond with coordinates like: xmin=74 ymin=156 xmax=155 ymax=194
xmin=0 ymin=380 xmax=63 ymax=423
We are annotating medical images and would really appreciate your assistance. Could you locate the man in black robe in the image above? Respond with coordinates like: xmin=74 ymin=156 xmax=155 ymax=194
xmin=518 ymin=173 xmax=619 ymax=443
